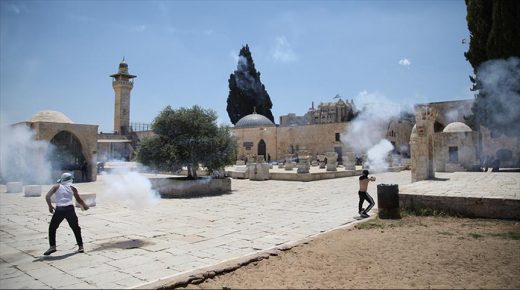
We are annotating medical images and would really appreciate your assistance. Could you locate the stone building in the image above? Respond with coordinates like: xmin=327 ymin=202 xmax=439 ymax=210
xmin=15 ymin=110 xmax=98 ymax=182
xmin=279 ymin=96 xmax=356 ymax=126
xmin=411 ymin=100 xmax=519 ymax=181
xmin=233 ymin=114 xmax=413 ymax=167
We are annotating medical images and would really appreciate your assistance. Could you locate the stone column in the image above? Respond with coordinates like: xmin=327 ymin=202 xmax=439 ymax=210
xmin=326 ymin=152 xmax=338 ymax=171
xmin=342 ymin=151 xmax=355 ymax=170
xmin=317 ymin=154 xmax=326 ymax=169
xmin=284 ymin=154 xmax=295 ymax=170
xmin=411 ymin=105 xmax=437 ymax=182
xmin=297 ymin=151 xmax=310 ymax=174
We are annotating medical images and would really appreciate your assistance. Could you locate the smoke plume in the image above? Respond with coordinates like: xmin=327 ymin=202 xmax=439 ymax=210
xmin=0 ymin=120 xmax=54 ymax=184
xmin=341 ymin=91 xmax=411 ymax=170
xmin=98 ymin=163 xmax=160 ymax=208
xmin=476 ymin=57 xmax=520 ymax=135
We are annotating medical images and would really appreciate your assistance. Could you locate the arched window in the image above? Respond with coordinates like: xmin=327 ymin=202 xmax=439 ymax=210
xmin=257 ymin=139 xmax=266 ymax=159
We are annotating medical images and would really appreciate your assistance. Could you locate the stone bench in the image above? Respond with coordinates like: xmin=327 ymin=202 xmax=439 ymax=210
xmin=6 ymin=182 xmax=23 ymax=193
xmin=24 ymin=185 xmax=42 ymax=197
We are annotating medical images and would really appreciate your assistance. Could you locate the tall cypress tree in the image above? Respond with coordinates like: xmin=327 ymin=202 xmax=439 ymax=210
xmin=226 ymin=45 xmax=274 ymax=125
xmin=464 ymin=0 xmax=520 ymax=138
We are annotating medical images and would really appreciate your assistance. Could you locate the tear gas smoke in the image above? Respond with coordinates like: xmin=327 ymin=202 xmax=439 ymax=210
xmin=476 ymin=57 xmax=520 ymax=131
xmin=0 ymin=120 xmax=54 ymax=184
xmin=98 ymin=163 xmax=160 ymax=208
xmin=341 ymin=91 xmax=413 ymax=170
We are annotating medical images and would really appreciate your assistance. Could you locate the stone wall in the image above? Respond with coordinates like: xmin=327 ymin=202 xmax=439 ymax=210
xmin=400 ymin=193 xmax=520 ymax=219
xmin=30 ymin=122 xmax=99 ymax=181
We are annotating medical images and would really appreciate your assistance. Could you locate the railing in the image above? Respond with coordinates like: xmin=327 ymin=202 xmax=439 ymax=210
xmin=130 ymin=122 xmax=151 ymax=132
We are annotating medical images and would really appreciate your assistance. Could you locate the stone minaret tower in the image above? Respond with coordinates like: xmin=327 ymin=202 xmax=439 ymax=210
xmin=110 ymin=58 xmax=136 ymax=135
xmin=410 ymin=105 xmax=437 ymax=182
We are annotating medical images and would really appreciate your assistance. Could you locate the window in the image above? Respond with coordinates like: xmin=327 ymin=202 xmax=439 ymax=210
xmin=449 ymin=146 xmax=458 ymax=163
xmin=335 ymin=133 xmax=340 ymax=142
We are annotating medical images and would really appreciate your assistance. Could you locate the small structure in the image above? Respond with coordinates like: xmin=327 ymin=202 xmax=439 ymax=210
xmin=326 ymin=152 xmax=338 ymax=171
xmin=248 ymin=155 xmax=270 ymax=181
xmin=24 ymin=185 xmax=42 ymax=197
xmin=434 ymin=122 xmax=479 ymax=172
xmin=6 ymin=182 xmax=23 ymax=193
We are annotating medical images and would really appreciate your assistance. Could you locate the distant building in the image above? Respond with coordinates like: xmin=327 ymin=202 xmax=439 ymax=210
xmin=279 ymin=96 xmax=357 ymax=126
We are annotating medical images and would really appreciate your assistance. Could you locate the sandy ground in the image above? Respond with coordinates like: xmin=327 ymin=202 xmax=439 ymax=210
xmin=184 ymin=215 xmax=520 ymax=289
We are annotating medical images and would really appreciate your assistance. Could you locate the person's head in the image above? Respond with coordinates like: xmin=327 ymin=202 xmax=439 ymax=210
xmin=362 ymin=170 xmax=369 ymax=177
xmin=57 ymin=172 xmax=74 ymax=184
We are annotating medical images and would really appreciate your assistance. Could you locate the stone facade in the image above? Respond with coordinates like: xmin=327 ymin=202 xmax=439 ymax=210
xmin=410 ymin=105 xmax=437 ymax=182
xmin=18 ymin=116 xmax=99 ymax=182
xmin=279 ymin=97 xmax=356 ymax=126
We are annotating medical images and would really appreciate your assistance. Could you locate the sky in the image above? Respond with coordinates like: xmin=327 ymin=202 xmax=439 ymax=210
xmin=0 ymin=0 xmax=474 ymax=133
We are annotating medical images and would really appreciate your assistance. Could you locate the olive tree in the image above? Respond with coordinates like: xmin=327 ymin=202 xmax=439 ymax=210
xmin=137 ymin=105 xmax=237 ymax=179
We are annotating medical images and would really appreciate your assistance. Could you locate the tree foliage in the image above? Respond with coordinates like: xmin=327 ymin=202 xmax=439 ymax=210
xmin=464 ymin=0 xmax=520 ymax=138
xmin=226 ymin=44 xmax=274 ymax=125
xmin=136 ymin=105 xmax=238 ymax=178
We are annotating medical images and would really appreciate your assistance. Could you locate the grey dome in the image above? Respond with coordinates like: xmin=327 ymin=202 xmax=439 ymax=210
xmin=28 ymin=110 xmax=74 ymax=124
xmin=443 ymin=122 xmax=472 ymax=133
xmin=235 ymin=112 xmax=275 ymax=128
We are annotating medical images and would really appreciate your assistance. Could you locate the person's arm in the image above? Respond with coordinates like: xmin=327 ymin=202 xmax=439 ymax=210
xmin=72 ymin=186 xmax=89 ymax=211
xmin=369 ymin=175 xmax=376 ymax=182
xmin=45 ymin=185 xmax=59 ymax=213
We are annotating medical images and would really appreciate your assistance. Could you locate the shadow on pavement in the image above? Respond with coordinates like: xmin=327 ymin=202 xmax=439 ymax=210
xmin=34 ymin=251 xmax=79 ymax=261
xmin=90 ymin=238 xmax=153 ymax=251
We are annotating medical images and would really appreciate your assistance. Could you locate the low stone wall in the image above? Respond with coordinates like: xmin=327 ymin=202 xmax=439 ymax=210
xmin=269 ymin=170 xmax=363 ymax=182
xmin=149 ymin=177 xmax=231 ymax=198
xmin=399 ymin=193 xmax=520 ymax=219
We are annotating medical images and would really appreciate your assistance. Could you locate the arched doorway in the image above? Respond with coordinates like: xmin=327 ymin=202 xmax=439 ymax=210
xmin=49 ymin=131 xmax=85 ymax=172
xmin=257 ymin=139 xmax=266 ymax=160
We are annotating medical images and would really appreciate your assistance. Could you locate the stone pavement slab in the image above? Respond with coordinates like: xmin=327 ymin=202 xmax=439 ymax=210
xmin=0 ymin=170 xmax=518 ymax=289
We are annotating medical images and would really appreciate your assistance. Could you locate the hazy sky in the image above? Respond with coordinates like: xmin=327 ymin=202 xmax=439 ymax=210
xmin=0 ymin=0 xmax=473 ymax=132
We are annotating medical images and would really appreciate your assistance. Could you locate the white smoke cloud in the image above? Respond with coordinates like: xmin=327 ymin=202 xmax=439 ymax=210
xmin=271 ymin=36 xmax=297 ymax=63
xmin=398 ymin=58 xmax=411 ymax=67
xmin=444 ymin=109 xmax=459 ymax=123
xmin=477 ymin=57 xmax=520 ymax=128
xmin=98 ymin=165 xmax=160 ymax=208
xmin=341 ymin=91 xmax=410 ymax=170
xmin=0 ymin=119 xmax=54 ymax=184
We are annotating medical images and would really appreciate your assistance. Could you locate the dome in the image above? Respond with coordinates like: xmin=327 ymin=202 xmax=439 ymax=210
xmin=235 ymin=112 xmax=275 ymax=128
xmin=443 ymin=122 xmax=472 ymax=133
xmin=27 ymin=111 xmax=74 ymax=124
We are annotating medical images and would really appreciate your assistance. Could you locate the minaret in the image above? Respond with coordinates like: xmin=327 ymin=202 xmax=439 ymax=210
xmin=110 ymin=58 xmax=136 ymax=135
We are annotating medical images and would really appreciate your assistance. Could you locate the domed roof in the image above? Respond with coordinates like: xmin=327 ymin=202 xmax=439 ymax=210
xmin=235 ymin=112 xmax=275 ymax=128
xmin=27 ymin=111 xmax=74 ymax=124
xmin=443 ymin=122 xmax=472 ymax=133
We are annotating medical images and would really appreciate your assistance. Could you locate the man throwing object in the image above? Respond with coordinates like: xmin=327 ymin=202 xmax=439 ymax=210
xmin=358 ymin=170 xmax=376 ymax=218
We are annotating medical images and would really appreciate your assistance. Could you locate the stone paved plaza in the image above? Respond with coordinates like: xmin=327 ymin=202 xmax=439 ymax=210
xmin=1 ymin=170 xmax=519 ymax=289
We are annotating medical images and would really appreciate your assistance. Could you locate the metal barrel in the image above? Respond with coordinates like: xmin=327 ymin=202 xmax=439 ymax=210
xmin=377 ymin=184 xmax=401 ymax=219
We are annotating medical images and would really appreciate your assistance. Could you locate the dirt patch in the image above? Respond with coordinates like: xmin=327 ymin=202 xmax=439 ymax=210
xmin=183 ymin=216 xmax=520 ymax=289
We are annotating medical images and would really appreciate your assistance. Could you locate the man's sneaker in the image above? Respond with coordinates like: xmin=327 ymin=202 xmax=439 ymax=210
xmin=359 ymin=209 xmax=365 ymax=215
xmin=43 ymin=247 xmax=56 ymax=256
xmin=78 ymin=246 xmax=84 ymax=253
xmin=361 ymin=212 xmax=370 ymax=218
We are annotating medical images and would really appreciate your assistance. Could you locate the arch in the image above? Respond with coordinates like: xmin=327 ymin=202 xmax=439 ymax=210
xmin=49 ymin=131 xmax=86 ymax=171
xmin=434 ymin=121 xmax=445 ymax=133
xmin=257 ymin=139 xmax=266 ymax=159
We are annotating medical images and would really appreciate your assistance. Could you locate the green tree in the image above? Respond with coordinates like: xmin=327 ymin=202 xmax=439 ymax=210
xmin=464 ymin=0 xmax=520 ymax=138
xmin=137 ymin=105 xmax=238 ymax=179
xmin=226 ymin=44 xmax=274 ymax=125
